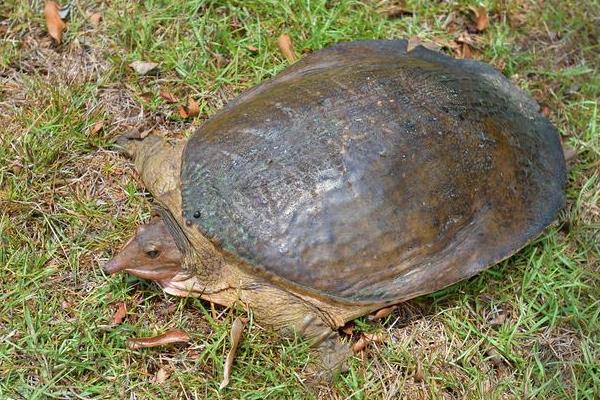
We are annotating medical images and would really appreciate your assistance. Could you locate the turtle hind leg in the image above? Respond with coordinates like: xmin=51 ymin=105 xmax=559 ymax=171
xmin=297 ymin=314 xmax=351 ymax=378
xmin=246 ymin=290 xmax=352 ymax=378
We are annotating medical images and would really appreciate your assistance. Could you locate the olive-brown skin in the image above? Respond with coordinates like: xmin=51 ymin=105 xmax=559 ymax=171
xmin=104 ymin=216 xmax=182 ymax=281
xmin=181 ymin=40 xmax=566 ymax=303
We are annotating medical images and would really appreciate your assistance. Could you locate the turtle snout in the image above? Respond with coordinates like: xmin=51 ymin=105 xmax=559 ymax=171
xmin=103 ymin=254 xmax=128 ymax=274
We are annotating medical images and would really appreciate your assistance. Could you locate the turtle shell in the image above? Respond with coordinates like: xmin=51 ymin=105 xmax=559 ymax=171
xmin=180 ymin=40 xmax=566 ymax=303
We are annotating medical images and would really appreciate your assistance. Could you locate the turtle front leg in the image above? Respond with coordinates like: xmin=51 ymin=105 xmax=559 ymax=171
xmin=114 ymin=133 xmax=185 ymax=203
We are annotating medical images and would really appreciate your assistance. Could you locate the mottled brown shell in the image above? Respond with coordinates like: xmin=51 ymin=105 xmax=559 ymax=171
xmin=180 ymin=40 xmax=566 ymax=303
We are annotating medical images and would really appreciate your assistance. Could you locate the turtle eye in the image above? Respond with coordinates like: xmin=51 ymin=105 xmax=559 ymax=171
xmin=146 ymin=249 xmax=160 ymax=258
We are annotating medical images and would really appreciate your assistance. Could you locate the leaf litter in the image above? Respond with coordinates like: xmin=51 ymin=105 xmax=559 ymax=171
xmin=127 ymin=329 xmax=191 ymax=350
xmin=220 ymin=317 xmax=247 ymax=390
xmin=129 ymin=61 xmax=159 ymax=75
xmin=277 ymin=34 xmax=297 ymax=63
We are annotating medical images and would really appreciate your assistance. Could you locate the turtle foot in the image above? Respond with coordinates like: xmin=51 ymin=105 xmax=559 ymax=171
xmin=113 ymin=131 xmax=162 ymax=158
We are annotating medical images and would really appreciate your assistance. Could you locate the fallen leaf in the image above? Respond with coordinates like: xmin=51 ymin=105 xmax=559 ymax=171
xmin=44 ymin=1 xmax=66 ymax=44
xmin=61 ymin=300 xmax=72 ymax=310
xmin=127 ymin=329 xmax=190 ymax=349
xmin=486 ymin=348 xmax=505 ymax=368
xmin=352 ymin=331 xmax=386 ymax=353
xmin=368 ymin=305 xmax=397 ymax=321
xmin=456 ymin=31 xmax=476 ymax=46
xmin=378 ymin=4 xmax=412 ymax=18
xmin=139 ymin=128 xmax=153 ymax=139
xmin=220 ymin=317 xmax=246 ymax=390
xmin=9 ymin=161 xmax=23 ymax=174
xmin=230 ymin=17 xmax=242 ymax=31
xmin=213 ymin=53 xmax=228 ymax=68
xmin=177 ymin=96 xmax=200 ymax=118
xmin=455 ymin=32 xmax=476 ymax=59
xmin=111 ymin=302 xmax=127 ymax=325
xmin=277 ymin=34 xmax=297 ymax=63
xmin=488 ymin=310 xmax=507 ymax=326
xmin=89 ymin=121 xmax=104 ymax=136
xmin=470 ymin=5 xmax=489 ymax=32
xmin=461 ymin=42 xmax=473 ymax=59
xmin=89 ymin=13 xmax=102 ymax=26
xmin=562 ymin=145 xmax=577 ymax=162
xmin=442 ymin=11 xmax=457 ymax=30
xmin=152 ymin=367 xmax=170 ymax=384
xmin=129 ymin=61 xmax=159 ymax=75
xmin=414 ymin=360 xmax=424 ymax=382
xmin=352 ymin=336 xmax=368 ymax=353
xmin=363 ymin=333 xmax=385 ymax=343
xmin=160 ymin=91 xmax=179 ymax=103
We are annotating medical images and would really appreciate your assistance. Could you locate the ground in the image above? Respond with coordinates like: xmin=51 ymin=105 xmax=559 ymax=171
xmin=0 ymin=0 xmax=598 ymax=399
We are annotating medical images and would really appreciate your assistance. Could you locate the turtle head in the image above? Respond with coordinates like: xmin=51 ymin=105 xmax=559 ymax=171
xmin=104 ymin=216 xmax=182 ymax=281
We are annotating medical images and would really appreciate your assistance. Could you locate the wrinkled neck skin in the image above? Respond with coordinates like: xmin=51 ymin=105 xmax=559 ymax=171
xmin=125 ymin=135 xmax=378 ymax=342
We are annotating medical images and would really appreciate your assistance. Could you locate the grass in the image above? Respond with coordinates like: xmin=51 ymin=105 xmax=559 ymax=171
xmin=0 ymin=0 xmax=598 ymax=398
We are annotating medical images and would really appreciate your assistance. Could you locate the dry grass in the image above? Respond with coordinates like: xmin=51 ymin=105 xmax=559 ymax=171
xmin=1 ymin=0 xmax=598 ymax=399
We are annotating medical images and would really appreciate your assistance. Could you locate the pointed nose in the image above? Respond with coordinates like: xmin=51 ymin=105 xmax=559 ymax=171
xmin=104 ymin=254 xmax=128 ymax=274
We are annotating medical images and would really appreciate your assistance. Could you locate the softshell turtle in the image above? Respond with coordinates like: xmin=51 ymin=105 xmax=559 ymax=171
xmin=104 ymin=40 xmax=566 ymax=368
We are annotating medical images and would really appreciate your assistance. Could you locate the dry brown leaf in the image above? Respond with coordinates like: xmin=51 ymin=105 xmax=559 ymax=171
xmin=368 ymin=305 xmax=397 ymax=321
xmin=219 ymin=317 xmax=246 ymax=390
xmin=187 ymin=97 xmax=200 ymax=117
xmin=277 ymin=34 xmax=297 ymax=63
xmin=89 ymin=121 xmax=104 ymax=136
xmin=89 ymin=13 xmax=102 ymax=26
xmin=378 ymin=4 xmax=413 ymax=18
xmin=362 ymin=333 xmax=385 ymax=343
xmin=160 ymin=91 xmax=179 ymax=103
xmin=129 ymin=61 xmax=159 ymax=75
xmin=461 ymin=42 xmax=473 ymax=59
xmin=44 ymin=1 xmax=66 ymax=44
xmin=486 ymin=348 xmax=505 ymax=368
xmin=230 ymin=17 xmax=242 ymax=31
xmin=414 ymin=360 xmax=424 ymax=382
xmin=213 ymin=53 xmax=228 ymax=68
xmin=489 ymin=313 xmax=507 ymax=326
xmin=470 ymin=5 xmax=489 ymax=32
xmin=152 ymin=367 xmax=170 ymax=384
xmin=127 ymin=329 xmax=190 ymax=349
xmin=352 ymin=331 xmax=386 ymax=353
xmin=111 ymin=302 xmax=127 ymax=325
xmin=562 ymin=145 xmax=577 ymax=162
xmin=456 ymin=31 xmax=476 ymax=46
xmin=352 ymin=336 xmax=368 ymax=353
xmin=177 ymin=97 xmax=200 ymax=118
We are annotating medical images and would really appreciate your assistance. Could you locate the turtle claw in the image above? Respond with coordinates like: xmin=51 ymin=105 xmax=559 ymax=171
xmin=113 ymin=131 xmax=162 ymax=158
